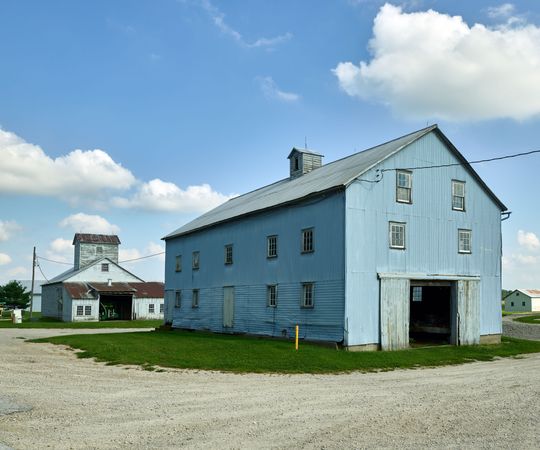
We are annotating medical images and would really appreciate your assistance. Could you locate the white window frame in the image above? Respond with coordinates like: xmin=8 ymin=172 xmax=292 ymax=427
xmin=224 ymin=244 xmax=233 ymax=265
xmin=76 ymin=305 xmax=84 ymax=316
xmin=84 ymin=305 xmax=91 ymax=316
xmin=301 ymin=228 xmax=314 ymax=253
xmin=149 ymin=304 xmax=155 ymax=314
xmin=389 ymin=222 xmax=406 ymax=249
xmin=175 ymin=290 xmax=181 ymax=308
xmin=396 ymin=170 xmax=412 ymax=204
xmin=192 ymin=251 xmax=200 ymax=270
xmin=175 ymin=255 xmax=182 ymax=272
xmin=412 ymin=286 xmax=422 ymax=302
xmin=458 ymin=229 xmax=472 ymax=254
xmin=192 ymin=289 xmax=199 ymax=308
xmin=452 ymin=180 xmax=466 ymax=211
xmin=159 ymin=303 xmax=164 ymax=313
xmin=101 ymin=263 xmax=109 ymax=272
xmin=267 ymin=235 xmax=278 ymax=258
xmin=267 ymin=285 xmax=277 ymax=307
xmin=302 ymin=283 xmax=314 ymax=308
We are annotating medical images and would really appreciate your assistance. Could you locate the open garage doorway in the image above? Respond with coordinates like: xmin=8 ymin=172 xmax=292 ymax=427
xmin=99 ymin=294 xmax=133 ymax=320
xmin=409 ymin=281 xmax=454 ymax=346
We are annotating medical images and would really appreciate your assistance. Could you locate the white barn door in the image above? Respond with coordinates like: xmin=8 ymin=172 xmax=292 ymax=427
xmin=380 ymin=277 xmax=410 ymax=350
xmin=457 ymin=280 xmax=480 ymax=345
xmin=223 ymin=287 xmax=234 ymax=328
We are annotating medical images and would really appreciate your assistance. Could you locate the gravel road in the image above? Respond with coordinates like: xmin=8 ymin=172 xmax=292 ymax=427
xmin=1 ymin=327 xmax=539 ymax=449
xmin=502 ymin=314 xmax=540 ymax=340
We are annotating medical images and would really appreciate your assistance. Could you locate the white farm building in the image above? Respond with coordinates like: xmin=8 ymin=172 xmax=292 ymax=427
xmin=42 ymin=234 xmax=164 ymax=322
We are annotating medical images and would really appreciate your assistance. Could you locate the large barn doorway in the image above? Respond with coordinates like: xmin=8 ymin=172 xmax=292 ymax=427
xmin=409 ymin=281 xmax=454 ymax=346
xmin=99 ymin=294 xmax=133 ymax=320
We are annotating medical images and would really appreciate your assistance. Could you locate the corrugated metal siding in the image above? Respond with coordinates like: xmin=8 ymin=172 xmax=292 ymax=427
xmin=133 ymin=298 xmax=164 ymax=320
xmin=345 ymin=132 xmax=502 ymax=346
xmin=171 ymin=280 xmax=344 ymax=342
xmin=166 ymin=191 xmax=345 ymax=343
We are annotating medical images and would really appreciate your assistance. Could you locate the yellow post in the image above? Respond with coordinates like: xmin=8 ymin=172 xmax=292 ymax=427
xmin=295 ymin=325 xmax=299 ymax=351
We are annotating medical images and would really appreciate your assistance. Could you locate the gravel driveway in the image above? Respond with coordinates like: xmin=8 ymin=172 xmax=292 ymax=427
xmin=1 ymin=327 xmax=539 ymax=449
xmin=502 ymin=314 xmax=540 ymax=340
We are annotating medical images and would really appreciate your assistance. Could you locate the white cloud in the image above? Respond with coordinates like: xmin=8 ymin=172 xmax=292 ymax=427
xmin=146 ymin=242 xmax=165 ymax=262
xmin=517 ymin=230 xmax=540 ymax=251
xmin=198 ymin=0 xmax=292 ymax=49
xmin=333 ymin=3 xmax=540 ymax=121
xmin=7 ymin=266 xmax=28 ymax=277
xmin=0 ymin=253 xmax=12 ymax=265
xmin=0 ymin=129 xmax=136 ymax=202
xmin=257 ymin=77 xmax=300 ymax=102
xmin=59 ymin=213 xmax=120 ymax=234
xmin=0 ymin=220 xmax=21 ymax=241
xmin=111 ymin=179 xmax=233 ymax=213
xmin=45 ymin=238 xmax=73 ymax=264
xmin=487 ymin=3 xmax=515 ymax=19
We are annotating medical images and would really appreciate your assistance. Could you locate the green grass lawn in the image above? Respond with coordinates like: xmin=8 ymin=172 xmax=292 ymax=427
xmin=31 ymin=330 xmax=540 ymax=374
xmin=515 ymin=314 xmax=540 ymax=324
xmin=0 ymin=317 xmax=162 ymax=329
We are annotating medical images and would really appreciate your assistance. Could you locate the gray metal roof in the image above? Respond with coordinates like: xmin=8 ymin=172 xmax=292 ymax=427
xmin=164 ymin=125 xmax=506 ymax=240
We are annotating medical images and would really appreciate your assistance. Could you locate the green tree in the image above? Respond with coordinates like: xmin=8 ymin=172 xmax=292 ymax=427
xmin=0 ymin=281 xmax=31 ymax=309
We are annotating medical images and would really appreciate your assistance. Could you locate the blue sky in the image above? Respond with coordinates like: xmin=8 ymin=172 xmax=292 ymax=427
xmin=1 ymin=0 xmax=539 ymax=289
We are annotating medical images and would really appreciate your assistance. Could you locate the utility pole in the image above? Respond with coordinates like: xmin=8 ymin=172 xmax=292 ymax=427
xmin=29 ymin=246 xmax=36 ymax=320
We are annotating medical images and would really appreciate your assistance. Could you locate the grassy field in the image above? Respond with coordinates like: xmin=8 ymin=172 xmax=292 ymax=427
xmin=0 ymin=316 xmax=162 ymax=329
xmin=515 ymin=314 xmax=540 ymax=324
xmin=31 ymin=330 xmax=540 ymax=374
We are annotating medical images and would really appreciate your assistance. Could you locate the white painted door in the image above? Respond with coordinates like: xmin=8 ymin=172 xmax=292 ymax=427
xmin=380 ymin=277 xmax=410 ymax=350
xmin=223 ymin=287 xmax=234 ymax=328
xmin=457 ymin=280 xmax=480 ymax=345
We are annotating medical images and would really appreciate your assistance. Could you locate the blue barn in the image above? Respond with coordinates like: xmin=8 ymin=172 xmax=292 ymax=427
xmin=163 ymin=125 xmax=507 ymax=350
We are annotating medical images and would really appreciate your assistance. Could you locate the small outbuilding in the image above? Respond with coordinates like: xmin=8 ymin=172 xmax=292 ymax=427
xmin=504 ymin=289 xmax=540 ymax=313
xmin=42 ymin=234 xmax=164 ymax=322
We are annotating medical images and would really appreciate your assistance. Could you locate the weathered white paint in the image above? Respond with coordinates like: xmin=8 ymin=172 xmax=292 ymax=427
xmin=457 ymin=280 xmax=480 ymax=345
xmin=380 ymin=277 xmax=410 ymax=350
xmin=72 ymin=299 xmax=99 ymax=322
xmin=133 ymin=298 xmax=164 ymax=320
xmin=68 ymin=260 xmax=142 ymax=283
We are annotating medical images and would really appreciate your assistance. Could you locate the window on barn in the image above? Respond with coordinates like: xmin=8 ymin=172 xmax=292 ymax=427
xmin=301 ymin=228 xmax=314 ymax=253
xmin=149 ymin=304 xmax=155 ymax=314
xmin=267 ymin=285 xmax=277 ymax=307
xmin=84 ymin=305 xmax=91 ymax=315
xmin=302 ymin=283 xmax=314 ymax=308
xmin=396 ymin=170 xmax=412 ymax=203
xmin=96 ymin=246 xmax=103 ymax=255
xmin=175 ymin=291 xmax=181 ymax=308
xmin=101 ymin=263 xmax=109 ymax=272
xmin=175 ymin=255 xmax=182 ymax=272
xmin=452 ymin=180 xmax=465 ymax=211
xmin=192 ymin=251 xmax=200 ymax=270
xmin=225 ymin=244 xmax=233 ymax=265
xmin=76 ymin=305 xmax=83 ymax=316
xmin=412 ymin=286 xmax=422 ymax=302
xmin=192 ymin=289 xmax=199 ymax=308
xmin=458 ymin=229 xmax=472 ymax=254
xmin=160 ymin=303 xmax=164 ymax=313
xmin=267 ymin=235 xmax=277 ymax=258
xmin=522 ymin=301 xmax=526 ymax=307
xmin=511 ymin=302 xmax=514 ymax=307
xmin=389 ymin=222 xmax=406 ymax=249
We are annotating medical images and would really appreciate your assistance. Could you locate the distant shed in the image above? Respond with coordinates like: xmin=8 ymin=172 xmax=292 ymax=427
xmin=504 ymin=289 xmax=540 ymax=312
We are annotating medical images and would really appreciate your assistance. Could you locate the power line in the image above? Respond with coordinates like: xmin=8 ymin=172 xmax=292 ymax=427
xmin=37 ymin=255 xmax=72 ymax=265
xmin=381 ymin=149 xmax=540 ymax=172
xmin=119 ymin=251 xmax=165 ymax=263
xmin=35 ymin=261 xmax=49 ymax=282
